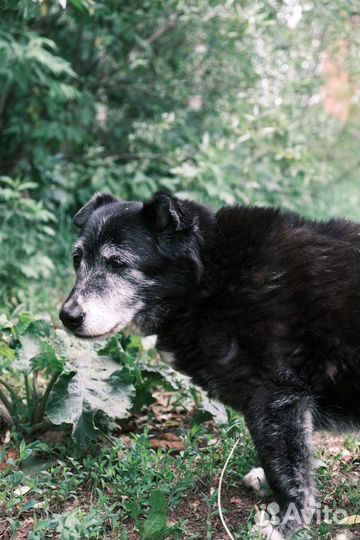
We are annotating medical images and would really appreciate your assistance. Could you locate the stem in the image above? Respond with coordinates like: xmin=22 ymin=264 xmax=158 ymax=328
xmin=32 ymin=371 xmax=61 ymax=426
xmin=29 ymin=421 xmax=56 ymax=434
xmin=24 ymin=374 xmax=31 ymax=406
xmin=29 ymin=422 xmax=71 ymax=435
xmin=0 ymin=378 xmax=18 ymax=403
xmin=32 ymin=372 xmax=38 ymax=400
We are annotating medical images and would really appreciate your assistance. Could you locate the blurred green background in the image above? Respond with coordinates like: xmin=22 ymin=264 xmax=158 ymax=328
xmin=0 ymin=0 xmax=359 ymax=316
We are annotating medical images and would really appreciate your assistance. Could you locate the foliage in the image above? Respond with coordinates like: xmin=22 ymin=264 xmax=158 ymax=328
xmin=0 ymin=0 xmax=359 ymax=311
xmin=0 ymin=312 xmax=190 ymax=447
xmin=0 ymin=178 xmax=56 ymax=308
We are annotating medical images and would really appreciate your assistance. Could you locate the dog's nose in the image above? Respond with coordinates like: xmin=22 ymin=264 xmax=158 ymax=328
xmin=59 ymin=302 xmax=85 ymax=331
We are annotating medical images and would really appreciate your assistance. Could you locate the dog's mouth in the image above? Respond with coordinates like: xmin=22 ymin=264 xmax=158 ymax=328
xmin=71 ymin=318 xmax=142 ymax=339
xmin=72 ymin=321 xmax=127 ymax=340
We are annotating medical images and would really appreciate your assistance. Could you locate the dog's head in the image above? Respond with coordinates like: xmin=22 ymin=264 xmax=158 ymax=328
xmin=59 ymin=192 xmax=212 ymax=338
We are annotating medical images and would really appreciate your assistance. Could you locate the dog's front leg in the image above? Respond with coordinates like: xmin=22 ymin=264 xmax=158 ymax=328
xmin=244 ymin=390 xmax=316 ymax=539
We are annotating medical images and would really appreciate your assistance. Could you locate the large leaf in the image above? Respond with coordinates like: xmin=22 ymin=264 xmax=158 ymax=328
xmin=46 ymin=331 xmax=135 ymax=446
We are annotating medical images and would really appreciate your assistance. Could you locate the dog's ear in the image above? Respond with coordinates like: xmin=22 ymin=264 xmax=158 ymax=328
xmin=73 ymin=193 xmax=118 ymax=228
xmin=143 ymin=192 xmax=193 ymax=233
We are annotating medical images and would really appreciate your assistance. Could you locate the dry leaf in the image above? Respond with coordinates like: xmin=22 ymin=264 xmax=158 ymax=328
xmin=14 ymin=485 xmax=30 ymax=496
xmin=151 ymin=433 xmax=185 ymax=453
xmin=163 ymin=419 xmax=181 ymax=428
xmin=162 ymin=432 xmax=182 ymax=441
xmin=14 ymin=517 xmax=34 ymax=540
xmin=230 ymin=497 xmax=243 ymax=505
xmin=120 ymin=435 xmax=133 ymax=447
xmin=338 ymin=515 xmax=360 ymax=526
xmin=0 ymin=448 xmax=19 ymax=472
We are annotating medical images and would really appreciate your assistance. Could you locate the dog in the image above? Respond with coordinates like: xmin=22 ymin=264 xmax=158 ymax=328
xmin=60 ymin=191 xmax=360 ymax=538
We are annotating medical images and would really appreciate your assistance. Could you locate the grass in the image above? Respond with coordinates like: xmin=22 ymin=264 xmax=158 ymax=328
xmin=0 ymin=411 xmax=255 ymax=540
xmin=0 ymin=389 xmax=359 ymax=540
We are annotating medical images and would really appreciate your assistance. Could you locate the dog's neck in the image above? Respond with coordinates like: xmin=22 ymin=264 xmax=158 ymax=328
xmin=136 ymin=202 xmax=217 ymax=337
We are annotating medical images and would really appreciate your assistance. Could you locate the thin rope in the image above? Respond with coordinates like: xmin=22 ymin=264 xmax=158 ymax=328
xmin=217 ymin=436 xmax=241 ymax=540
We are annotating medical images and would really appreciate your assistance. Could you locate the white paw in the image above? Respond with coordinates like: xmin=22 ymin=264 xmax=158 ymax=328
xmin=334 ymin=533 xmax=356 ymax=540
xmin=243 ymin=467 xmax=272 ymax=496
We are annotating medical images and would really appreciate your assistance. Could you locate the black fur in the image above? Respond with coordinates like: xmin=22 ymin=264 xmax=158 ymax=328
xmin=60 ymin=192 xmax=360 ymax=537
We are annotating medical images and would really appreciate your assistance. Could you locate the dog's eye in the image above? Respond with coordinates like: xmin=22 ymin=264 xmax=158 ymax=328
xmin=107 ymin=257 xmax=127 ymax=270
xmin=73 ymin=252 xmax=82 ymax=270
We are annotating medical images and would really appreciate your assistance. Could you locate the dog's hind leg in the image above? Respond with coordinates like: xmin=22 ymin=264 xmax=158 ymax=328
xmin=244 ymin=390 xmax=316 ymax=538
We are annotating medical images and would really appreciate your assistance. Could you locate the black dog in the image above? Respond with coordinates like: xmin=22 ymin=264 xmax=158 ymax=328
xmin=60 ymin=192 xmax=360 ymax=538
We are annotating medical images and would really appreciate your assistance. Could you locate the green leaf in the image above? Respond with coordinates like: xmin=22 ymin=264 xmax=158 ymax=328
xmin=45 ymin=371 xmax=78 ymax=424
xmin=72 ymin=411 xmax=98 ymax=448
xmin=16 ymin=313 xmax=35 ymax=335
xmin=142 ymin=491 xmax=168 ymax=540
xmin=97 ymin=333 xmax=134 ymax=364
xmin=31 ymin=340 xmax=65 ymax=375
xmin=14 ymin=335 xmax=42 ymax=373
xmin=148 ymin=491 xmax=167 ymax=514
xmin=46 ymin=331 xmax=135 ymax=446
xmin=0 ymin=314 xmax=12 ymax=331
xmin=16 ymin=316 xmax=51 ymax=338
xmin=20 ymin=499 xmax=38 ymax=513
xmin=197 ymin=391 xmax=228 ymax=424
xmin=25 ymin=38 xmax=76 ymax=77
xmin=0 ymin=342 xmax=15 ymax=361
xmin=14 ymin=319 xmax=51 ymax=374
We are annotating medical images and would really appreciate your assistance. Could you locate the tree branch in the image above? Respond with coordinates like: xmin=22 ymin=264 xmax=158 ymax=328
xmin=102 ymin=17 xmax=178 ymax=83
xmin=32 ymin=371 xmax=61 ymax=425
xmin=146 ymin=17 xmax=177 ymax=47
xmin=104 ymin=152 xmax=166 ymax=162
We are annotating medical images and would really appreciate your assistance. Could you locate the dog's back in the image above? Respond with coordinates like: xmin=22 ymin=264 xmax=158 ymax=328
xmin=160 ymin=206 xmax=360 ymax=415
xmin=208 ymin=207 xmax=360 ymax=417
